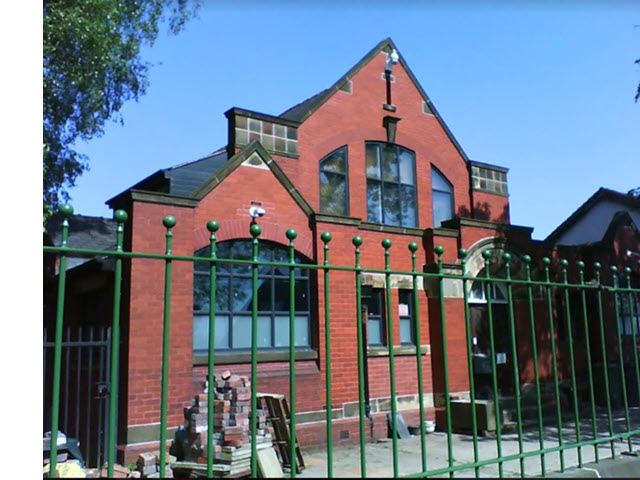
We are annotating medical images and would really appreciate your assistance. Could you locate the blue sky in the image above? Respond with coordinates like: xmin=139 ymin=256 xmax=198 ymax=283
xmin=69 ymin=1 xmax=640 ymax=240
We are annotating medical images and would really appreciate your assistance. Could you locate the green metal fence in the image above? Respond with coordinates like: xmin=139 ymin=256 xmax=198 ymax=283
xmin=43 ymin=205 xmax=640 ymax=478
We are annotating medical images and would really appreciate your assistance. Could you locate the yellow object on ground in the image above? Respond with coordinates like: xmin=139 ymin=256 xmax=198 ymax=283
xmin=43 ymin=462 xmax=86 ymax=478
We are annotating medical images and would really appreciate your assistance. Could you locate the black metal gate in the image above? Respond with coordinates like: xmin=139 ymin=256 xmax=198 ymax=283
xmin=43 ymin=326 xmax=112 ymax=468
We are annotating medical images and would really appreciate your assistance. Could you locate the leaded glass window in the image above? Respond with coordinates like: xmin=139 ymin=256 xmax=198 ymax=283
xmin=366 ymin=142 xmax=417 ymax=227
xmin=193 ymin=240 xmax=311 ymax=353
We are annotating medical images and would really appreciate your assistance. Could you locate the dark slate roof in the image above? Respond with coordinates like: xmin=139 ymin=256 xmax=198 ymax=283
xmin=164 ymin=148 xmax=228 ymax=196
xmin=546 ymin=188 xmax=640 ymax=245
xmin=279 ymin=89 xmax=330 ymax=122
xmin=45 ymin=215 xmax=117 ymax=270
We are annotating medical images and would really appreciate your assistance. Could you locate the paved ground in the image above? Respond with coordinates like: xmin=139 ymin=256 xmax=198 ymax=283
xmin=297 ymin=407 xmax=640 ymax=478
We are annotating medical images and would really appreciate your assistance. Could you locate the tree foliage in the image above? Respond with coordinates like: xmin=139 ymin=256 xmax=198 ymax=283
xmin=43 ymin=0 xmax=199 ymax=208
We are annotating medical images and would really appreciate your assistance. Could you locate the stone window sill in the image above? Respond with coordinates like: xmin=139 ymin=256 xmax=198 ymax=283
xmin=193 ymin=349 xmax=318 ymax=366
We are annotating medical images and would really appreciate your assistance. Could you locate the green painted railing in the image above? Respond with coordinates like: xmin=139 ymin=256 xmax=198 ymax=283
xmin=43 ymin=206 xmax=640 ymax=478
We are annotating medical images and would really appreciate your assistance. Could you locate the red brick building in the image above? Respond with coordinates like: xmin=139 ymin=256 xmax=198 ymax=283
xmin=46 ymin=39 xmax=640 ymax=463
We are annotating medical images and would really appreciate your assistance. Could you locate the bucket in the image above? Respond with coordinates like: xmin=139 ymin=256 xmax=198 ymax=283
xmin=424 ymin=420 xmax=436 ymax=433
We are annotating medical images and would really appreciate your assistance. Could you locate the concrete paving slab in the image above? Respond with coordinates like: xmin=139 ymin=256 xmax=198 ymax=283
xmin=297 ymin=407 xmax=640 ymax=478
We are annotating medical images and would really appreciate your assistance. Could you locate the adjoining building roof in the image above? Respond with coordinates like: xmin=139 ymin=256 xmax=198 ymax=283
xmin=546 ymin=188 xmax=640 ymax=246
xmin=45 ymin=214 xmax=117 ymax=270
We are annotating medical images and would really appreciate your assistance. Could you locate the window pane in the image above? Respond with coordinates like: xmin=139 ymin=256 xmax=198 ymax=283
xmin=258 ymin=315 xmax=271 ymax=348
xmin=274 ymin=315 xmax=289 ymax=347
xmin=400 ymin=317 xmax=414 ymax=345
xmin=232 ymin=316 xmax=251 ymax=348
xmin=320 ymin=172 xmax=347 ymax=216
xmin=231 ymin=241 xmax=252 ymax=274
xmin=381 ymin=144 xmax=399 ymax=182
xmin=432 ymin=167 xmax=452 ymax=193
xmin=193 ymin=314 xmax=230 ymax=351
xmin=194 ymin=275 xmax=231 ymax=312
xmin=274 ymin=124 xmax=286 ymax=138
xmin=261 ymin=135 xmax=274 ymax=151
xmin=398 ymin=149 xmax=415 ymax=185
xmin=367 ymin=180 xmax=383 ymax=223
xmin=235 ymin=129 xmax=248 ymax=146
xmin=366 ymin=143 xmax=380 ymax=178
xmin=248 ymin=118 xmax=261 ymax=132
xmin=231 ymin=277 xmax=252 ymax=311
xmin=433 ymin=190 xmax=453 ymax=227
xmin=194 ymin=275 xmax=209 ymax=312
xmin=274 ymin=278 xmax=289 ymax=311
xmin=383 ymin=183 xmax=401 ymax=226
xmin=320 ymin=148 xmax=346 ymax=174
xmin=257 ymin=277 xmax=272 ymax=311
xmin=296 ymin=315 xmax=310 ymax=346
xmin=400 ymin=185 xmax=417 ymax=227
xmin=368 ymin=318 xmax=383 ymax=346
xmin=295 ymin=279 xmax=309 ymax=311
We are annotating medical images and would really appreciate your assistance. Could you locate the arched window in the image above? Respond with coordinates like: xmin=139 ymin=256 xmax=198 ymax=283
xmin=319 ymin=146 xmax=348 ymax=216
xmin=431 ymin=166 xmax=454 ymax=227
xmin=366 ymin=142 xmax=417 ymax=227
xmin=193 ymin=240 xmax=311 ymax=353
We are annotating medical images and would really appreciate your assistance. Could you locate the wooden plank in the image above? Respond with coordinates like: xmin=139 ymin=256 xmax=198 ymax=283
xmin=257 ymin=447 xmax=283 ymax=478
xmin=256 ymin=394 xmax=305 ymax=472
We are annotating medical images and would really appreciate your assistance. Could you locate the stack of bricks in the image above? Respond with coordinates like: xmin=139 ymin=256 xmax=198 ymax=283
xmin=134 ymin=452 xmax=174 ymax=478
xmin=177 ymin=369 xmax=270 ymax=475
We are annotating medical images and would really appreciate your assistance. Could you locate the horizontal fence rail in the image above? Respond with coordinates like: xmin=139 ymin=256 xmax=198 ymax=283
xmin=43 ymin=205 xmax=640 ymax=478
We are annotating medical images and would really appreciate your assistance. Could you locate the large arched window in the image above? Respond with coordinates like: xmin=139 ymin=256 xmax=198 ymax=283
xmin=431 ymin=166 xmax=454 ymax=227
xmin=193 ymin=240 xmax=311 ymax=353
xmin=366 ymin=142 xmax=417 ymax=227
xmin=319 ymin=146 xmax=349 ymax=216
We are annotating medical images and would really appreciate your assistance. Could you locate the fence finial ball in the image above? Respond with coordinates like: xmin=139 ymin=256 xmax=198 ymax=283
xmin=409 ymin=242 xmax=419 ymax=253
xmin=59 ymin=203 xmax=74 ymax=216
xmin=250 ymin=223 xmax=262 ymax=238
xmin=502 ymin=252 xmax=511 ymax=262
xmin=481 ymin=249 xmax=491 ymax=260
xmin=321 ymin=232 xmax=332 ymax=243
xmin=352 ymin=236 xmax=363 ymax=247
xmin=560 ymin=259 xmax=569 ymax=268
xmin=458 ymin=248 xmax=468 ymax=259
xmin=610 ymin=265 xmax=618 ymax=273
xmin=594 ymin=262 xmax=602 ymax=271
xmin=624 ymin=266 xmax=632 ymax=275
xmin=114 ymin=209 xmax=128 ymax=223
xmin=435 ymin=245 xmax=445 ymax=256
xmin=542 ymin=257 xmax=551 ymax=266
xmin=206 ymin=220 xmax=219 ymax=232
xmin=577 ymin=261 xmax=585 ymax=270
xmin=382 ymin=239 xmax=392 ymax=249
xmin=163 ymin=215 xmax=176 ymax=229
xmin=286 ymin=229 xmax=298 ymax=240
xmin=523 ymin=254 xmax=531 ymax=264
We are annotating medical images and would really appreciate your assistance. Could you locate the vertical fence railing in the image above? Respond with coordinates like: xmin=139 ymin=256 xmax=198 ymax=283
xmin=43 ymin=207 xmax=640 ymax=478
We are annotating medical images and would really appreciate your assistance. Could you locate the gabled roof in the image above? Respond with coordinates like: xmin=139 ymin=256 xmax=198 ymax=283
xmin=546 ymin=188 xmax=640 ymax=245
xmin=278 ymin=37 xmax=471 ymax=162
xmin=109 ymin=38 xmax=472 ymax=205
xmin=192 ymin=141 xmax=313 ymax=216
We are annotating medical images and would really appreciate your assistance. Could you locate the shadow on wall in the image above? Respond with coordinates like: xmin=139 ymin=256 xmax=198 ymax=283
xmin=457 ymin=203 xmax=510 ymax=224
